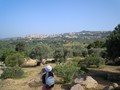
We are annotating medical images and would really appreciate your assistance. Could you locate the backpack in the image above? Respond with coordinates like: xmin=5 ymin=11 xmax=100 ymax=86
xmin=45 ymin=76 xmax=55 ymax=89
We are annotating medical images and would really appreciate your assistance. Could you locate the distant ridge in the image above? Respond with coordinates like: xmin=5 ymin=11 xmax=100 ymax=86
xmin=25 ymin=31 xmax=111 ymax=39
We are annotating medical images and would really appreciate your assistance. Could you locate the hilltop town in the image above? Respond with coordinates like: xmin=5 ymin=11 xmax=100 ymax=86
xmin=25 ymin=31 xmax=111 ymax=39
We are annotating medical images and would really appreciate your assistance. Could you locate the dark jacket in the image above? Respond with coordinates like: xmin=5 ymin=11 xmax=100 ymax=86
xmin=41 ymin=71 xmax=54 ymax=88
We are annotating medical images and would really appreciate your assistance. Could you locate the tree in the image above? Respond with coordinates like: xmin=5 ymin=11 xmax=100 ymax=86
xmin=53 ymin=49 xmax=64 ymax=63
xmin=106 ymin=24 xmax=120 ymax=63
xmin=87 ymin=40 xmax=105 ymax=49
xmin=5 ymin=53 xmax=24 ymax=67
xmin=0 ymin=48 xmax=16 ymax=63
xmin=15 ymin=42 xmax=25 ymax=52
xmin=29 ymin=45 xmax=50 ymax=66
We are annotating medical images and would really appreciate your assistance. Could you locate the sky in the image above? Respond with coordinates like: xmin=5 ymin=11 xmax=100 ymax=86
xmin=0 ymin=0 xmax=120 ymax=38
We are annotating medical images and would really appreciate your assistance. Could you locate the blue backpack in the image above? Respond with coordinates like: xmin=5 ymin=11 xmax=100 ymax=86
xmin=45 ymin=76 xmax=55 ymax=89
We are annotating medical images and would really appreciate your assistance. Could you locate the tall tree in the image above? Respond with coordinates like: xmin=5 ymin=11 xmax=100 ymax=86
xmin=29 ymin=45 xmax=50 ymax=66
xmin=106 ymin=24 xmax=120 ymax=63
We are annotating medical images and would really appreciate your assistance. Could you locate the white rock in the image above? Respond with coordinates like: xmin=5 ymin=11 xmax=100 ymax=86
xmin=112 ymin=83 xmax=119 ymax=88
xmin=28 ymin=78 xmax=41 ymax=87
xmin=74 ymin=76 xmax=98 ymax=89
xmin=70 ymin=84 xmax=85 ymax=90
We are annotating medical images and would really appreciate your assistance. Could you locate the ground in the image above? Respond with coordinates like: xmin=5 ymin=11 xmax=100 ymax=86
xmin=0 ymin=63 xmax=120 ymax=90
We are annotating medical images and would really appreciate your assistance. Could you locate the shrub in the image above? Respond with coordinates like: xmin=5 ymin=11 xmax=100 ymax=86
xmin=72 ymin=57 xmax=81 ymax=64
xmin=88 ymin=48 xmax=103 ymax=56
xmin=84 ymin=55 xmax=105 ymax=68
xmin=54 ymin=62 xmax=87 ymax=83
xmin=54 ymin=63 xmax=78 ymax=83
xmin=5 ymin=53 xmax=24 ymax=67
xmin=1 ymin=66 xmax=24 ymax=79
xmin=81 ymin=49 xmax=88 ymax=57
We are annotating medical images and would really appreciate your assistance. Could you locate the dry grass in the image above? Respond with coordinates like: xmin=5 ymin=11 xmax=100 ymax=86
xmin=0 ymin=62 xmax=120 ymax=90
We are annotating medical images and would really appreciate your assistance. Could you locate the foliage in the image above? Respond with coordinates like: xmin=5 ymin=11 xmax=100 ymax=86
xmin=29 ymin=45 xmax=50 ymax=65
xmin=81 ymin=49 xmax=88 ymax=57
xmin=54 ymin=61 xmax=87 ymax=83
xmin=88 ymin=48 xmax=104 ymax=57
xmin=0 ymin=66 xmax=24 ymax=79
xmin=63 ymin=48 xmax=69 ymax=61
xmin=5 ymin=53 xmax=24 ymax=67
xmin=0 ymin=48 xmax=16 ymax=62
xmin=15 ymin=41 xmax=26 ymax=52
xmin=106 ymin=24 xmax=120 ymax=63
xmin=54 ymin=63 xmax=78 ymax=83
xmin=53 ymin=49 xmax=64 ymax=63
xmin=72 ymin=57 xmax=81 ymax=64
xmin=84 ymin=55 xmax=105 ymax=68
xmin=87 ymin=40 xmax=105 ymax=49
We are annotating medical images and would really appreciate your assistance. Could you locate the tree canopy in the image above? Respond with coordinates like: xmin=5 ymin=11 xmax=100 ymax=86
xmin=106 ymin=24 xmax=120 ymax=62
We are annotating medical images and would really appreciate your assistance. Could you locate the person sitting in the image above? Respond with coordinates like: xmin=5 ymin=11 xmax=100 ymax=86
xmin=41 ymin=65 xmax=54 ymax=90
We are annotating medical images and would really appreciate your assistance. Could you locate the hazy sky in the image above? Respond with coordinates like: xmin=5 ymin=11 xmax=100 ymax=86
xmin=0 ymin=0 xmax=120 ymax=38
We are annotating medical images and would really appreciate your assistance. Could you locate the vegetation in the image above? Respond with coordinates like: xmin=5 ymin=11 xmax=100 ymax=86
xmin=84 ymin=55 xmax=105 ymax=68
xmin=29 ymin=45 xmax=50 ymax=65
xmin=54 ymin=62 xmax=78 ymax=83
xmin=15 ymin=41 xmax=26 ymax=52
xmin=0 ymin=25 xmax=120 ymax=81
xmin=5 ymin=53 xmax=24 ymax=67
xmin=0 ymin=66 xmax=24 ymax=79
xmin=87 ymin=40 xmax=105 ymax=49
xmin=106 ymin=24 xmax=120 ymax=65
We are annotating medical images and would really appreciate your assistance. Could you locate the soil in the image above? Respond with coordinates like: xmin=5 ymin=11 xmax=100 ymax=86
xmin=0 ymin=63 xmax=120 ymax=90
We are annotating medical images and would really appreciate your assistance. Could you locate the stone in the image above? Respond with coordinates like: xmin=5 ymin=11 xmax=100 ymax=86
xmin=28 ymin=78 xmax=41 ymax=87
xmin=23 ymin=59 xmax=37 ymax=67
xmin=112 ymin=83 xmax=119 ymax=88
xmin=70 ymin=84 xmax=85 ymax=90
xmin=103 ymin=86 xmax=114 ymax=90
xmin=74 ymin=76 xmax=98 ymax=89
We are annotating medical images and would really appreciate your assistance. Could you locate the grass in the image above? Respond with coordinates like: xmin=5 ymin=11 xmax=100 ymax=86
xmin=0 ymin=63 xmax=120 ymax=90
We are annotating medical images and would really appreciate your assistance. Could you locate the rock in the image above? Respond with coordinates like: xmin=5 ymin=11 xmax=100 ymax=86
xmin=112 ymin=83 xmax=119 ymax=88
xmin=28 ymin=78 xmax=41 ymax=87
xmin=74 ymin=76 xmax=98 ymax=89
xmin=103 ymin=86 xmax=114 ymax=90
xmin=23 ymin=59 xmax=37 ymax=67
xmin=41 ymin=59 xmax=46 ymax=65
xmin=70 ymin=84 xmax=85 ymax=90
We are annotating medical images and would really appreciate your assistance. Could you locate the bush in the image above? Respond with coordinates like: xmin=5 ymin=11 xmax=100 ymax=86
xmin=72 ymin=57 xmax=81 ymax=64
xmin=84 ymin=55 xmax=105 ymax=68
xmin=1 ymin=66 xmax=24 ymax=79
xmin=54 ymin=62 xmax=87 ymax=83
xmin=5 ymin=53 xmax=24 ymax=67
xmin=88 ymin=48 xmax=103 ymax=57
xmin=54 ymin=63 xmax=78 ymax=83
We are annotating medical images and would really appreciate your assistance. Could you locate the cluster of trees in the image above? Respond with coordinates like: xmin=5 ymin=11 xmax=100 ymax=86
xmin=87 ymin=24 xmax=120 ymax=65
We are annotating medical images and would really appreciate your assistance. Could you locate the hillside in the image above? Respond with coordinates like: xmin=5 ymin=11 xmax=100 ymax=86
xmin=25 ymin=31 xmax=111 ymax=40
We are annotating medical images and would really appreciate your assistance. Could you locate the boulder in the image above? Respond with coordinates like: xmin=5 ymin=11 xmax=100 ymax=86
xmin=23 ymin=59 xmax=37 ymax=67
xmin=112 ymin=83 xmax=119 ymax=88
xmin=41 ymin=59 xmax=46 ymax=65
xmin=28 ymin=79 xmax=41 ymax=87
xmin=70 ymin=84 xmax=85 ymax=90
xmin=103 ymin=86 xmax=114 ymax=90
xmin=74 ymin=76 xmax=98 ymax=89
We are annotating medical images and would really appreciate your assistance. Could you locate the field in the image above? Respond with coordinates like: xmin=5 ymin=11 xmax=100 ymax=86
xmin=0 ymin=62 xmax=120 ymax=90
